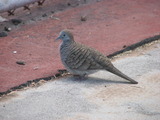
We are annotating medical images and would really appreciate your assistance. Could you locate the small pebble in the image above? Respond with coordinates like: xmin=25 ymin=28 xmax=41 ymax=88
xmin=50 ymin=16 xmax=60 ymax=20
xmin=42 ymin=13 xmax=47 ymax=17
xmin=11 ymin=19 xmax=22 ymax=25
xmin=67 ymin=2 xmax=71 ymax=6
xmin=13 ymin=51 xmax=17 ymax=54
xmin=33 ymin=66 xmax=39 ymax=70
xmin=81 ymin=16 xmax=87 ymax=21
xmin=16 ymin=61 xmax=26 ymax=65
xmin=4 ymin=27 xmax=11 ymax=32
xmin=0 ymin=31 xmax=8 ymax=37
xmin=123 ymin=45 xmax=127 ymax=48
xmin=51 ymin=11 xmax=54 ymax=13
xmin=55 ymin=73 xmax=61 ymax=77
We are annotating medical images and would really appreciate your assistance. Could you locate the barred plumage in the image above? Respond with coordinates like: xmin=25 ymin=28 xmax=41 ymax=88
xmin=56 ymin=30 xmax=138 ymax=84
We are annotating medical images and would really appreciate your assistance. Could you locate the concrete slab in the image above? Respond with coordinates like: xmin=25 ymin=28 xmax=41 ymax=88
xmin=0 ymin=41 xmax=160 ymax=120
xmin=0 ymin=0 xmax=160 ymax=92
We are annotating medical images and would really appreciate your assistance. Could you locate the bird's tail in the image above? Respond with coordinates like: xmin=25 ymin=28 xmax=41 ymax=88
xmin=105 ymin=65 xmax=138 ymax=84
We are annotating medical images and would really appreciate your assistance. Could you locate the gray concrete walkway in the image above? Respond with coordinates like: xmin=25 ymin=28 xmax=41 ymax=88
xmin=0 ymin=41 xmax=160 ymax=120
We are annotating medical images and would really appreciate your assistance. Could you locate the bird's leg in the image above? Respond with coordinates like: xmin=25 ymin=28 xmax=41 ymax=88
xmin=73 ymin=73 xmax=87 ymax=81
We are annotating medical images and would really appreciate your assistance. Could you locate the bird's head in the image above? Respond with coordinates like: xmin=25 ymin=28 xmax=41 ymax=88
xmin=55 ymin=29 xmax=74 ymax=42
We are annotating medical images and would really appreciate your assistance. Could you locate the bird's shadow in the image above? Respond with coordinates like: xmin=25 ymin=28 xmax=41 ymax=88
xmin=65 ymin=75 xmax=131 ymax=86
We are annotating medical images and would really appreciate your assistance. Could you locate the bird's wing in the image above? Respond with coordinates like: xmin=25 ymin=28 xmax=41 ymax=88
xmin=65 ymin=43 xmax=104 ymax=70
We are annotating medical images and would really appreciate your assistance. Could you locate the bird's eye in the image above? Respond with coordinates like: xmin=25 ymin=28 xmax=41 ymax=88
xmin=63 ymin=34 xmax=66 ymax=37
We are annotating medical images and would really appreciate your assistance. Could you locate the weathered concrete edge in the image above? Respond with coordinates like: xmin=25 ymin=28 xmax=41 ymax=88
xmin=1 ymin=35 xmax=160 ymax=97
xmin=107 ymin=35 xmax=160 ymax=58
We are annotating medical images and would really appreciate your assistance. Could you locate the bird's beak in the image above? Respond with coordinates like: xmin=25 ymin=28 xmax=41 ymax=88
xmin=55 ymin=36 xmax=61 ymax=41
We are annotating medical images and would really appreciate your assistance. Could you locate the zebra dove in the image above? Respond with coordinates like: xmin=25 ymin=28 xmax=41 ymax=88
xmin=56 ymin=30 xmax=138 ymax=84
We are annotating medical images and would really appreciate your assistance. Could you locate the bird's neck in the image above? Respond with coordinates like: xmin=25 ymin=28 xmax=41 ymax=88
xmin=60 ymin=40 xmax=74 ymax=51
xmin=62 ymin=39 xmax=74 ymax=46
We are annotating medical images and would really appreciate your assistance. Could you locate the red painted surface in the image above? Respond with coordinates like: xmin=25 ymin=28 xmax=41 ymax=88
xmin=0 ymin=0 xmax=160 ymax=92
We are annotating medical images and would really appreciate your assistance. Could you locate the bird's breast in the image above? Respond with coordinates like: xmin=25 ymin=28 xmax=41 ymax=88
xmin=59 ymin=43 xmax=71 ymax=63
